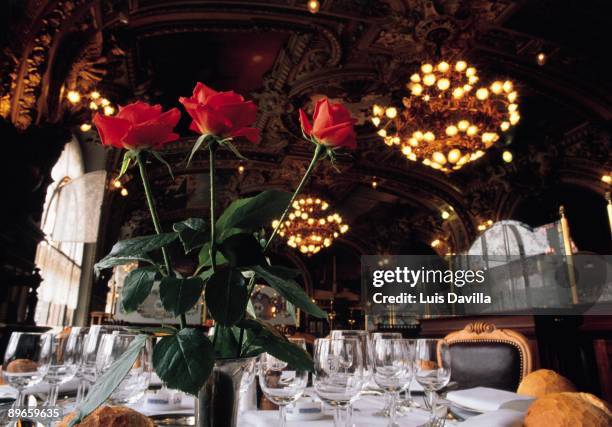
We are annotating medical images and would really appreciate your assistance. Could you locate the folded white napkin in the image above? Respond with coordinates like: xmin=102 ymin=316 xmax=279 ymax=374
xmin=446 ymin=387 xmax=533 ymax=412
xmin=0 ymin=385 xmax=17 ymax=399
xmin=459 ymin=408 xmax=524 ymax=427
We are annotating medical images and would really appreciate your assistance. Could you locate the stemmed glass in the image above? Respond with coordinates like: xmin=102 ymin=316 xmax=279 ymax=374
xmin=372 ymin=338 xmax=414 ymax=427
xmin=258 ymin=338 xmax=309 ymax=427
xmin=414 ymin=339 xmax=451 ymax=424
xmin=43 ymin=328 xmax=80 ymax=406
xmin=330 ymin=330 xmax=372 ymax=425
xmin=399 ymin=339 xmax=420 ymax=411
xmin=79 ymin=326 xmax=127 ymax=402
xmin=2 ymin=332 xmax=51 ymax=425
xmin=96 ymin=333 xmax=152 ymax=404
xmin=313 ymin=338 xmax=364 ymax=427
xmin=371 ymin=332 xmax=402 ymax=417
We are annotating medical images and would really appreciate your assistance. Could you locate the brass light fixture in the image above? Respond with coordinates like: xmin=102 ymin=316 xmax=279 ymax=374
xmin=372 ymin=60 xmax=520 ymax=172
xmin=272 ymin=196 xmax=348 ymax=255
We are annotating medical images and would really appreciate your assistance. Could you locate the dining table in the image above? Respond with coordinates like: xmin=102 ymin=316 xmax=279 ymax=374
xmin=0 ymin=378 xmax=530 ymax=427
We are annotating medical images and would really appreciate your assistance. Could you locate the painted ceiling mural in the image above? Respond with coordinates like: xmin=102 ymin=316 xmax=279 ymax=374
xmin=1 ymin=0 xmax=610 ymax=265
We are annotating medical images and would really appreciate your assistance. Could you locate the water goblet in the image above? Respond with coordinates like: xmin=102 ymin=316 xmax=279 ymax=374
xmin=372 ymin=338 xmax=414 ymax=427
xmin=42 ymin=328 xmax=80 ymax=406
xmin=415 ymin=339 xmax=451 ymax=425
xmin=371 ymin=332 xmax=403 ymax=417
xmin=96 ymin=333 xmax=152 ymax=404
xmin=258 ymin=338 xmax=309 ymax=427
xmin=2 ymin=332 xmax=51 ymax=426
xmin=313 ymin=338 xmax=364 ymax=427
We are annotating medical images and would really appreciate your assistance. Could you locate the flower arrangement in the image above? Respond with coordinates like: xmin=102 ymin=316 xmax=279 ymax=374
xmin=71 ymin=85 xmax=356 ymax=424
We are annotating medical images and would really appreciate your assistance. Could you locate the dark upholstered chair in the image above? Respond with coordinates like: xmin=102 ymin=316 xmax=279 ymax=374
xmin=443 ymin=322 xmax=533 ymax=391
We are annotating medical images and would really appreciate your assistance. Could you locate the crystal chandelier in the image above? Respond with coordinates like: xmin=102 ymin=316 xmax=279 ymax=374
xmin=371 ymin=60 xmax=520 ymax=172
xmin=272 ymin=196 xmax=349 ymax=255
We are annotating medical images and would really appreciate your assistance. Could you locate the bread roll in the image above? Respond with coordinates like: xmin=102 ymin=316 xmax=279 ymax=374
xmin=5 ymin=358 xmax=38 ymax=373
xmin=517 ymin=369 xmax=576 ymax=398
xmin=58 ymin=406 xmax=154 ymax=427
xmin=524 ymin=392 xmax=612 ymax=427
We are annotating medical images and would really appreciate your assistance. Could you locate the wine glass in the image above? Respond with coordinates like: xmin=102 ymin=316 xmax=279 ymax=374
xmin=313 ymin=338 xmax=364 ymax=427
xmin=258 ymin=338 xmax=309 ymax=427
xmin=414 ymin=339 xmax=451 ymax=423
xmin=330 ymin=330 xmax=372 ymax=426
xmin=399 ymin=339 xmax=420 ymax=411
xmin=96 ymin=333 xmax=152 ymax=404
xmin=372 ymin=338 xmax=414 ymax=427
xmin=79 ymin=326 xmax=127 ymax=401
xmin=371 ymin=332 xmax=402 ymax=417
xmin=2 ymin=332 xmax=51 ymax=425
xmin=42 ymin=328 xmax=80 ymax=407
xmin=71 ymin=327 xmax=90 ymax=405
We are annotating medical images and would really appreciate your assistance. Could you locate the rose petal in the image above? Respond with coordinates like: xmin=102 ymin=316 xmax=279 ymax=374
xmin=117 ymin=102 xmax=162 ymax=125
xmin=328 ymin=102 xmax=353 ymax=126
xmin=316 ymin=122 xmax=357 ymax=150
xmin=193 ymin=82 xmax=218 ymax=104
xmin=312 ymin=99 xmax=335 ymax=136
xmin=215 ymin=101 xmax=257 ymax=130
xmin=192 ymin=104 xmax=233 ymax=135
xmin=299 ymin=109 xmax=313 ymax=137
xmin=122 ymin=121 xmax=179 ymax=149
xmin=231 ymin=127 xmax=260 ymax=144
xmin=206 ymin=91 xmax=246 ymax=109
xmin=93 ymin=113 xmax=131 ymax=148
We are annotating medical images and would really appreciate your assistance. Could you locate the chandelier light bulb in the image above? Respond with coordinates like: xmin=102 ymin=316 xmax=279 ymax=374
xmin=411 ymin=83 xmax=423 ymax=95
xmin=502 ymin=81 xmax=514 ymax=93
xmin=423 ymin=74 xmax=436 ymax=86
xmin=103 ymin=105 xmax=115 ymax=115
xmin=437 ymin=78 xmax=450 ymax=91
xmin=441 ymin=210 xmax=450 ymax=220
xmin=537 ymin=52 xmax=546 ymax=66
xmin=452 ymin=87 xmax=464 ymax=99
xmin=79 ymin=123 xmax=92 ymax=132
xmin=410 ymin=73 xmax=421 ymax=82
xmin=421 ymin=63 xmax=433 ymax=73
xmin=385 ymin=107 xmax=398 ymax=119
xmin=490 ymin=81 xmax=503 ymax=94
xmin=437 ymin=62 xmax=450 ymax=72
xmin=455 ymin=61 xmax=467 ymax=72
xmin=448 ymin=149 xmax=461 ymax=163
xmin=432 ymin=152 xmax=447 ymax=164
xmin=476 ymin=88 xmax=489 ymax=100
xmin=307 ymin=0 xmax=320 ymax=13
xmin=120 ymin=188 xmax=128 ymax=197
xmin=66 ymin=90 xmax=81 ymax=104
xmin=371 ymin=117 xmax=381 ymax=126
xmin=445 ymin=125 xmax=458 ymax=136
xmin=90 ymin=91 xmax=101 ymax=100
xmin=458 ymin=120 xmax=470 ymax=131
xmin=372 ymin=104 xmax=384 ymax=116
xmin=502 ymin=150 xmax=513 ymax=163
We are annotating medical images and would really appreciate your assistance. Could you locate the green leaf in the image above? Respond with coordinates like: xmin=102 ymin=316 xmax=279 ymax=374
xmin=252 ymin=265 xmax=327 ymax=319
xmin=197 ymin=242 xmax=228 ymax=268
xmin=173 ymin=218 xmax=208 ymax=253
xmin=239 ymin=319 xmax=314 ymax=371
xmin=220 ymin=139 xmax=248 ymax=160
xmin=151 ymin=150 xmax=175 ymax=180
xmin=118 ymin=151 xmax=134 ymax=179
xmin=95 ymin=233 xmax=178 ymax=272
xmin=69 ymin=335 xmax=148 ymax=426
xmin=187 ymin=134 xmax=209 ymax=166
xmin=219 ymin=233 xmax=266 ymax=267
xmin=121 ymin=267 xmax=159 ymax=313
xmin=216 ymin=190 xmax=292 ymax=236
xmin=205 ymin=269 xmax=248 ymax=326
xmin=160 ymin=276 xmax=205 ymax=316
xmin=153 ymin=328 xmax=214 ymax=395
xmin=213 ymin=326 xmax=241 ymax=358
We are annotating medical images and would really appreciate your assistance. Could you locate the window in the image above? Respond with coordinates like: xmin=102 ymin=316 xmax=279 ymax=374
xmin=34 ymin=138 xmax=85 ymax=326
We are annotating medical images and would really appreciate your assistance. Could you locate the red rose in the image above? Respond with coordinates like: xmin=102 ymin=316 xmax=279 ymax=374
xmin=179 ymin=83 xmax=259 ymax=143
xmin=93 ymin=102 xmax=180 ymax=150
xmin=299 ymin=98 xmax=357 ymax=150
